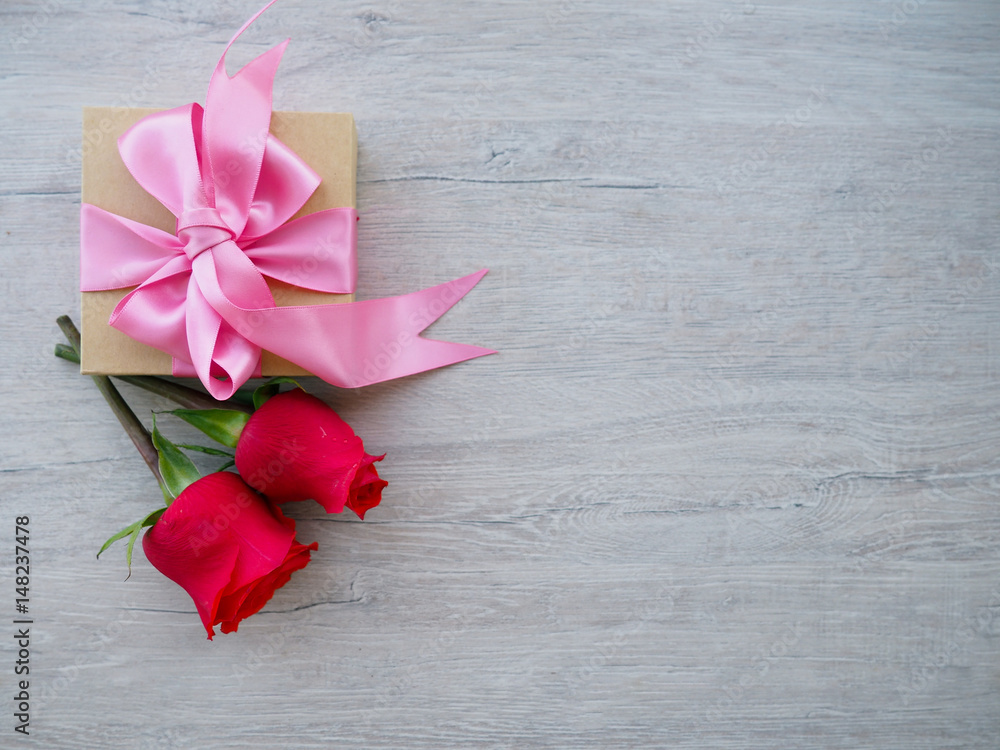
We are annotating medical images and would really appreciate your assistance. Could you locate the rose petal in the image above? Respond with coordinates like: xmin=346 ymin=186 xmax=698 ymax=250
xmin=142 ymin=472 xmax=306 ymax=639
xmin=345 ymin=453 xmax=388 ymax=520
xmin=235 ymin=389 xmax=378 ymax=514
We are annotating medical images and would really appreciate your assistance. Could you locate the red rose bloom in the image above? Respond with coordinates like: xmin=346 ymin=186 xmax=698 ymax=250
xmin=142 ymin=471 xmax=317 ymax=639
xmin=234 ymin=389 xmax=387 ymax=518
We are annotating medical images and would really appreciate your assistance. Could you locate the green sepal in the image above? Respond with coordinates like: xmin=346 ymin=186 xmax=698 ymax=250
xmin=97 ymin=507 xmax=166 ymax=574
xmin=151 ymin=414 xmax=202 ymax=501
xmin=252 ymin=377 xmax=302 ymax=410
xmin=98 ymin=523 xmax=139 ymax=559
xmin=176 ymin=443 xmax=236 ymax=458
xmin=227 ymin=386 xmax=257 ymax=409
xmin=126 ymin=507 xmax=166 ymax=572
xmin=167 ymin=409 xmax=250 ymax=449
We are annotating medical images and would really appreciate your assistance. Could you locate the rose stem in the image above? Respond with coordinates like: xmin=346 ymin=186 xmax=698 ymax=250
xmin=54 ymin=316 xmax=254 ymax=414
xmin=56 ymin=316 xmax=164 ymax=486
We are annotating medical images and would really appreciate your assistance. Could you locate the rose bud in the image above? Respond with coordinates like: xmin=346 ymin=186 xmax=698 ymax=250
xmin=235 ymin=389 xmax=387 ymax=518
xmin=142 ymin=471 xmax=317 ymax=639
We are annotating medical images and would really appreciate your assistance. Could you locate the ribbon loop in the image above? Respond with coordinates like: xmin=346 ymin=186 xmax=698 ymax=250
xmin=79 ymin=2 xmax=494 ymax=398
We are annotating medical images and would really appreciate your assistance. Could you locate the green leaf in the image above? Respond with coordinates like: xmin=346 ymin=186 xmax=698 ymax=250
xmin=98 ymin=521 xmax=142 ymax=559
xmin=151 ymin=415 xmax=202 ymax=500
xmin=97 ymin=507 xmax=165 ymax=570
xmin=216 ymin=459 xmax=236 ymax=472
xmin=176 ymin=443 xmax=236 ymax=458
xmin=125 ymin=507 xmax=165 ymax=570
xmin=123 ymin=527 xmax=142 ymax=579
xmin=168 ymin=409 xmax=250 ymax=449
xmin=252 ymin=377 xmax=302 ymax=410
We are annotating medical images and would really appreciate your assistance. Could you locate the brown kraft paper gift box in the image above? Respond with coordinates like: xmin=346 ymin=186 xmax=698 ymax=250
xmin=80 ymin=107 xmax=356 ymax=376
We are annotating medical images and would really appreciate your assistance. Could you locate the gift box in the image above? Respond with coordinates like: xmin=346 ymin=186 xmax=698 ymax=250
xmin=77 ymin=3 xmax=490 ymax=401
xmin=80 ymin=106 xmax=357 ymax=376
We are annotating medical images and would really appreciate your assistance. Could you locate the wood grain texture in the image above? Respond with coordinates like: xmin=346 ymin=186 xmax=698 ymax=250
xmin=1 ymin=0 xmax=998 ymax=748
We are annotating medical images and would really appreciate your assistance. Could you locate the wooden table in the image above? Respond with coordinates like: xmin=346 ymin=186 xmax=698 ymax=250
xmin=1 ymin=1 xmax=997 ymax=747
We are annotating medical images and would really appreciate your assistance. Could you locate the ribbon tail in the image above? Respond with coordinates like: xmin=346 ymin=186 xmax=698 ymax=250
xmin=197 ymin=264 xmax=494 ymax=390
xmin=204 ymin=3 xmax=287 ymax=236
xmin=359 ymin=335 xmax=497 ymax=387
xmin=257 ymin=269 xmax=496 ymax=388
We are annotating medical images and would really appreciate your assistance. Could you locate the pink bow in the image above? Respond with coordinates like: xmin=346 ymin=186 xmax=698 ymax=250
xmin=80 ymin=2 xmax=493 ymax=400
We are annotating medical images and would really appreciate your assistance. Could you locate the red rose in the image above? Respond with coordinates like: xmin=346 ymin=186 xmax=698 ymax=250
xmin=234 ymin=389 xmax=387 ymax=518
xmin=142 ymin=471 xmax=317 ymax=640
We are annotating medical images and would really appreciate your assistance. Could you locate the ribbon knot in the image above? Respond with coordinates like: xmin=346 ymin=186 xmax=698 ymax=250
xmin=79 ymin=1 xmax=493 ymax=400
xmin=177 ymin=208 xmax=235 ymax=261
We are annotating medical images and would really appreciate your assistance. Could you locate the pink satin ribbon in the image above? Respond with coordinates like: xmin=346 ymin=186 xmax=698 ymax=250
xmin=80 ymin=2 xmax=493 ymax=400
